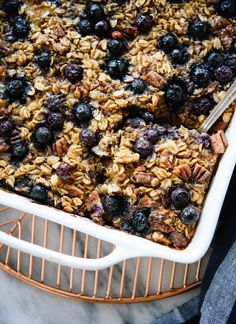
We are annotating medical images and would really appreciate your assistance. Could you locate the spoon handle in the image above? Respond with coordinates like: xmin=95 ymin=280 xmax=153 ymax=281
xmin=198 ymin=79 xmax=236 ymax=133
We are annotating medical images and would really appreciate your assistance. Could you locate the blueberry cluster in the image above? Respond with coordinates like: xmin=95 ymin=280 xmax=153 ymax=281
xmin=14 ymin=176 xmax=48 ymax=202
xmin=158 ymin=32 xmax=189 ymax=65
xmin=102 ymin=195 xmax=151 ymax=235
xmin=1 ymin=0 xmax=31 ymax=41
xmin=133 ymin=123 xmax=178 ymax=158
xmin=32 ymin=95 xmax=66 ymax=149
xmin=167 ymin=185 xmax=199 ymax=226
xmin=77 ymin=3 xmax=111 ymax=38
xmin=189 ymin=50 xmax=236 ymax=115
xmin=0 ymin=119 xmax=29 ymax=163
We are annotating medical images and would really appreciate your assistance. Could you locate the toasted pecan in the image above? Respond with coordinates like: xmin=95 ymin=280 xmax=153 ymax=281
xmin=211 ymin=130 xmax=228 ymax=154
xmin=173 ymin=164 xmax=192 ymax=181
xmin=192 ymin=163 xmax=212 ymax=183
xmin=53 ymin=137 xmax=69 ymax=156
xmin=144 ymin=71 xmax=167 ymax=89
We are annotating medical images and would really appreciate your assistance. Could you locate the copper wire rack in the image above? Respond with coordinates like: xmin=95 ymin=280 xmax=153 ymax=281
xmin=0 ymin=205 xmax=210 ymax=303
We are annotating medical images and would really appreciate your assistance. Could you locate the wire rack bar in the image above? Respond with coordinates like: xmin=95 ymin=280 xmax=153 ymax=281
xmin=0 ymin=206 xmax=207 ymax=304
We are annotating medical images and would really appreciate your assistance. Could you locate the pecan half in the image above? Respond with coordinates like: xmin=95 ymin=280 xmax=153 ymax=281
xmin=151 ymin=222 xmax=174 ymax=233
xmin=53 ymin=137 xmax=68 ymax=156
xmin=210 ymin=16 xmax=230 ymax=31
xmin=144 ymin=71 xmax=167 ymax=89
xmin=0 ymin=66 xmax=6 ymax=79
xmin=0 ymin=138 xmax=10 ymax=153
xmin=86 ymin=190 xmax=104 ymax=217
xmin=170 ymin=231 xmax=188 ymax=248
xmin=134 ymin=171 xmax=155 ymax=186
xmin=55 ymin=23 xmax=65 ymax=37
xmin=116 ymin=25 xmax=138 ymax=39
xmin=159 ymin=149 xmax=172 ymax=169
xmin=64 ymin=184 xmax=83 ymax=197
xmin=0 ymin=42 xmax=11 ymax=56
xmin=211 ymin=130 xmax=228 ymax=154
xmin=112 ymin=31 xmax=123 ymax=39
xmin=192 ymin=163 xmax=212 ymax=183
xmin=173 ymin=164 xmax=192 ymax=181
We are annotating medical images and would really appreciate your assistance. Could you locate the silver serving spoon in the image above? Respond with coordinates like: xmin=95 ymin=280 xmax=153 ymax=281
xmin=198 ymin=79 xmax=236 ymax=133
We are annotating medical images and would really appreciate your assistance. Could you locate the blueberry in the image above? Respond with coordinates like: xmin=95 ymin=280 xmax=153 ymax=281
xmin=199 ymin=133 xmax=212 ymax=150
xmin=230 ymin=38 xmax=236 ymax=53
xmin=130 ymin=78 xmax=147 ymax=94
xmin=30 ymin=184 xmax=48 ymax=202
xmin=131 ymin=208 xmax=150 ymax=234
xmin=77 ymin=19 xmax=92 ymax=36
xmin=47 ymin=112 xmax=65 ymax=130
xmin=159 ymin=32 xmax=178 ymax=52
xmin=165 ymin=82 xmax=186 ymax=106
xmin=141 ymin=111 xmax=154 ymax=123
xmin=0 ymin=120 xmax=14 ymax=139
xmin=4 ymin=78 xmax=26 ymax=102
xmin=44 ymin=95 xmax=65 ymax=112
xmin=214 ymin=65 xmax=233 ymax=84
xmin=56 ymin=162 xmax=72 ymax=181
xmin=125 ymin=117 xmax=145 ymax=128
xmin=94 ymin=20 xmax=111 ymax=38
xmin=180 ymin=205 xmax=199 ymax=226
xmin=133 ymin=137 xmax=153 ymax=158
xmin=64 ymin=63 xmax=83 ymax=83
xmin=104 ymin=58 xmax=128 ymax=79
xmin=215 ymin=0 xmax=236 ymax=18
xmin=225 ymin=56 xmax=236 ymax=74
xmin=190 ymin=64 xmax=210 ymax=88
xmin=192 ymin=96 xmax=214 ymax=116
xmin=170 ymin=45 xmax=189 ymax=65
xmin=102 ymin=195 xmax=129 ymax=222
xmin=167 ymin=185 xmax=190 ymax=209
xmin=11 ymin=141 xmax=29 ymax=161
xmin=135 ymin=14 xmax=154 ymax=33
xmin=79 ymin=128 xmax=98 ymax=148
xmin=188 ymin=19 xmax=211 ymax=39
xmin=35 ymin=51 xmax=52 ymax=70
xmin=2 ymin=0 xmax=22 ymax=16
xmin=12 ymin=15 xmax=30 ymax=39
xmin=121 ymin=222 xmax=133 ymax=233
xmin=86 ymin=3 xmax=105 ymax=22
xmin=144 ymin=129 xmax=160 ymax=144
xmin=206 ymin=51 xmax=225 ymax=68
xmin=107 ymin=39 xmax=127 ymax=57
xmin=155 ymin=124 xmax=168 ymax=138
xmin=34 ymin=126 xmax=53 ymax=145
xmin=72 ymin=102 xmax=92 ymax=124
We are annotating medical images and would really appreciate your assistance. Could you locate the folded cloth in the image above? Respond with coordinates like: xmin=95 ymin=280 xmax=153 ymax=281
xmin=200 ymin=241 xmax=236 ymax=324
xmin=150 ymin=297 xmax=199 ymax=324
xmin=151 ymin=166 xmax=236 ymax=324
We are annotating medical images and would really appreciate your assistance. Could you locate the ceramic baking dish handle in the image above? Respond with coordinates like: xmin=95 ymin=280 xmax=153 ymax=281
xmin=0 ymin=230 xmax=133 ymax=270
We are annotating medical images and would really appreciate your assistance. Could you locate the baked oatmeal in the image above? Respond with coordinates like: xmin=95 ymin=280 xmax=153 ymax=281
xmin=0 ymin=0 xmax=235 ymax=248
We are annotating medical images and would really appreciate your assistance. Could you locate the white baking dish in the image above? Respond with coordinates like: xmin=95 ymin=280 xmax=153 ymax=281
xmin=0 ymin=112 xmax=235 ymax=270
